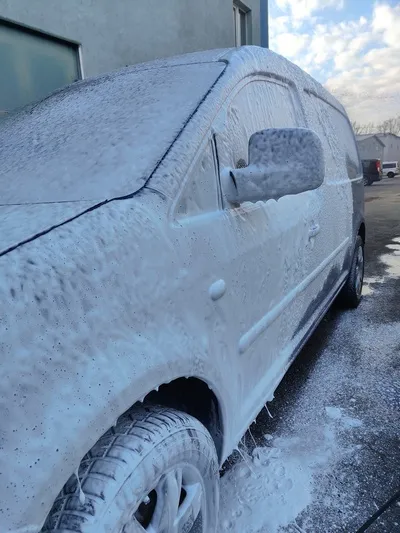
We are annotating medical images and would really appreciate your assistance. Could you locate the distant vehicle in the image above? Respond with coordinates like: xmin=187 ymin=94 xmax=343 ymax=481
xmin=382 ymin=161 xmax=399 ymax=178
xmin=0 ymin=46 xmax=365 ymax=533
xmin=362 ymin=159 xmax=382 ymax=186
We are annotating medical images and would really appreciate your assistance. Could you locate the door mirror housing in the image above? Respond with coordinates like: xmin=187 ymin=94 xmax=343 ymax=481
xmin=221 ymin=128 xmax=325 ymax=205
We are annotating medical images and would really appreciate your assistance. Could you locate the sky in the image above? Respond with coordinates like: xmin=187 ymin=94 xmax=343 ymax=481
xmin=269 ymin=0 xmax=400 ymax=126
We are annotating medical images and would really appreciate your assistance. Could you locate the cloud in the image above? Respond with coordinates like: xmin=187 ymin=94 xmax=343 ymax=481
xmin=271 ymin=17 xmax=374 ymax=71
xmin=273 ymin=32 xmax=309 ymax=57
xmin=373 ymin=3 xmax=400 ymax=48
xmin=270 ymin=2 xmax=400 ymax=125
xmin=325 ymin=46 xmax=400 ymax=124
xmin=274 ymin=0 xmax=345 ymax=21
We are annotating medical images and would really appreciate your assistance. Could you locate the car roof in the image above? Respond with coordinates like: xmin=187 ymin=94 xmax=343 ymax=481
xmin=156 ymin=46 xmax=344 ymax=113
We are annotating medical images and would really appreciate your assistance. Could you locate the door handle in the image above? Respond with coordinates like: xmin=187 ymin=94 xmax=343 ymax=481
xmin=308 ymin=224 xmax=320 ymax=239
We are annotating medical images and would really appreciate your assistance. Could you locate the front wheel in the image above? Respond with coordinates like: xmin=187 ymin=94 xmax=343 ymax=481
xmin=339 ymin=236 xmax=364 ymax=308
xmin=387 ymin=172 xmax=395 ymax=179
xmin=42 ymin=406 xmax=220 ymax=533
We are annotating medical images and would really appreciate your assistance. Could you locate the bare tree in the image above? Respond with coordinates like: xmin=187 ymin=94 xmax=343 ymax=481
xmin=377 ymin=118 xmax=397 ymax=134
xmin=351 ymin=121 xmax=364 ymax=134
xmin=389 ymin=116 xmax=400 ymax=135
xmin=351 ymin=121 xmax=376 ymax=135
xmin=364 ymin=122 xmax=376 ymax=134
xmin=352 ymin=116 xmax=400 ymax=136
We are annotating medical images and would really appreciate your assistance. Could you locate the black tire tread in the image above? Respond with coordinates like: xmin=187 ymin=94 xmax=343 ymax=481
xmin=339 ymin=235 xmax=364 ymax=309
xmin=41 ymin=405 xmax=216 ymax=532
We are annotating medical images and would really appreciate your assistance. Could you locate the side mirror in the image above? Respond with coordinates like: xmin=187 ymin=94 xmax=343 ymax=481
xmin=221 ymin=128 xmax=325 ymax=205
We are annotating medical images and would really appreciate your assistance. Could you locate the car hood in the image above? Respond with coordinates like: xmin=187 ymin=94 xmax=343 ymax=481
xmin=0 ymin=201 xmax=95 ymax=255
xmin=0 ymin=62 xmax=224 ymax=205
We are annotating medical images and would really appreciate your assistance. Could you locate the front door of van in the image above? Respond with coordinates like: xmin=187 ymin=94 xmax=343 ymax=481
xmin=213 ymin=77 xmax=321 ymax=431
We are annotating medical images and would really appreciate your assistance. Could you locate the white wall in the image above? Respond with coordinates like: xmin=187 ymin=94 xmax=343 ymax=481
xmin=357 ymin=137 xmax=384 ymax=162
xmin=0 ymin=0 xmax=261 ymax=78
xmin=378 ymin=134 xmax=400 ymax=162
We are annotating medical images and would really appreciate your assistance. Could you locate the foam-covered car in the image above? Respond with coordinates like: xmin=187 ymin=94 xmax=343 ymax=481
xmin=0 ymin=46 xmax=365 ymax=533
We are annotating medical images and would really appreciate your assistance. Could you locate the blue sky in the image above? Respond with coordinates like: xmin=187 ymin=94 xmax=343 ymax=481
xmin=268 ymin=0 xmax=400 ymax=125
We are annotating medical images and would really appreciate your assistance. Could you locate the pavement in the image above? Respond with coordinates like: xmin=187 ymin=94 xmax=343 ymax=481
xmin=219 ymin=178 xmax=400 ymax=533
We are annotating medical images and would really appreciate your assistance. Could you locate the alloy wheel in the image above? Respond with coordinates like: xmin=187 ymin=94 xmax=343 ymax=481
xmin=121 ymin=466 xmax=205 ymax=533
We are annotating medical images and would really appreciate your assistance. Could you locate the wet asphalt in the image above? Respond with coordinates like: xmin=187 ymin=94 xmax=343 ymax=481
xmin=225 ymin=178 xmax=400 ymax=532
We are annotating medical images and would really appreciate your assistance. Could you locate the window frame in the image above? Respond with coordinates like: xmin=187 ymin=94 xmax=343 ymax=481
xmin=304 ymin=89 xmax=363 ymax=183
xmin=233 ymin=1 xmax=251 ymax=46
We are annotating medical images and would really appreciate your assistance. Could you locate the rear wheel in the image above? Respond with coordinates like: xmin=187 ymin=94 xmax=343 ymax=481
xmin=363 ymin=176 xmax=372 ymax=186
xmin=41 ymin=406 xmax=220 ymax=533
xmin=339 ymin=236 xmax=364 ymax=308
xmin=387 ymin=171 xmax=395 ymax=179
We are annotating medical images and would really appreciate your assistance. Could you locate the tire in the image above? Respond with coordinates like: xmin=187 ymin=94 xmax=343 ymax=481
xmin=387 ymin=172 xmax=395 ymax=179
xmin=363 ymin=176 xmax=372 ymax=186
xmin=41 ymin=406 xmax=220 ymax=533
xmin=339 ymin=236 xmax=364 ymax=308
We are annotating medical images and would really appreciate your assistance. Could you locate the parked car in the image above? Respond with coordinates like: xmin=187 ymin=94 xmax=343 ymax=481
xmin=0 ymin=46 xmax=365 ymax=533
xmin=382 ymin=161 xmax=399 ymax=178
xmin=362 ymin=158 xmax=382 ymax=186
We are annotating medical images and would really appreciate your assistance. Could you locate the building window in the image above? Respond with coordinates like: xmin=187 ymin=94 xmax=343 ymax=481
xmin=0 ymin=19 xmax=82 ymax=114
xmin=233 ymin=2 xmax=250 ymax=46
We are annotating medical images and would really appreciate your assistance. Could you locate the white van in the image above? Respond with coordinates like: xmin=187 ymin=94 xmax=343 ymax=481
xmin=382 ymin=161 xmax=399 ymax=178
xmin=0 ymin=46 xmax=365 ymax=533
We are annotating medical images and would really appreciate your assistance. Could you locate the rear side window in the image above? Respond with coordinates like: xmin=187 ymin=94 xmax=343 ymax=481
xmin=363 ymin=160 xmax=379 ymax=173
xmin=382 ymin=163 xmax=396 ymax=169
xmin=304 ymin=92 xmax=362 ymax=182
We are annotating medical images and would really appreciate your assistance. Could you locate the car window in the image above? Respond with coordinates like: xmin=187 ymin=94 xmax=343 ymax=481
xmin=304 ymin=92 xmax=362 ymax=182
xmin=382 ymin=163 xmax=396 ymax=169
xmin=175 ymin=139 xmax=219 ymax=218
xmin=362 ymin=160 xmax=379 ymax=173
xmin=216 ymin=78 xmax=300 ymax=172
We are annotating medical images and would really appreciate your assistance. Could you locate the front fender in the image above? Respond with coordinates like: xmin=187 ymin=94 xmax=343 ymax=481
xmin=1 ymin=328 xmax=233 ymax=533
xmin=0 ymin=198 xmax=237 ymax=533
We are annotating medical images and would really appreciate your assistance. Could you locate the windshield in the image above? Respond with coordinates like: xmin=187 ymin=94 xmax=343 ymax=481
xmin=0 ymin=62 xmax=224 ymax=205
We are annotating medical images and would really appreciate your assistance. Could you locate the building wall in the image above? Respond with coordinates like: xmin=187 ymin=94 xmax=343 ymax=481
xmin=356 ymin=137 xmax=384 ymax=162
xmin=0 ymin=0 xmax=261 ymax=78
xmin=242 ymin=0 xmax=261 ymax=49
xmin=377 ymin=134 xmax=400 ymax=162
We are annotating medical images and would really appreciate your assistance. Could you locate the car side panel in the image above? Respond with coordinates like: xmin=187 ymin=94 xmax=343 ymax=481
xmin=293 ymin=91 xmax=359 ymax=335
xmin=0 ymin=195 xmax=236 ymax=533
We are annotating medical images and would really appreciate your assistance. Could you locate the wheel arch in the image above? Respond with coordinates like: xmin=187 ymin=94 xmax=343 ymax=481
xmin=37 ymin=376 xmax=227 ymax=532
xmin=144 ymin=377 xmax=225 ymax=463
